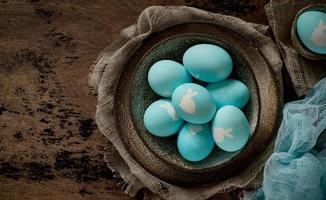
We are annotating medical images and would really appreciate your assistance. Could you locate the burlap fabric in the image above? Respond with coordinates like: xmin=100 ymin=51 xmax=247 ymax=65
xmin=89 ymin=6 xmax=282 ymax=200
xmin=265 ymin=0 xmax=326 ymax=96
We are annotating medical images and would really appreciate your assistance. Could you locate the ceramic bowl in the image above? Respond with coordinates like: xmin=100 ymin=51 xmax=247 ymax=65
xmin=115 ymin=22 xmax=281 ymax=185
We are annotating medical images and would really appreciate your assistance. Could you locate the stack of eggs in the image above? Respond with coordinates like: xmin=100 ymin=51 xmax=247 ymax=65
xmin=143 ymin=44 xmax=251 ymax=162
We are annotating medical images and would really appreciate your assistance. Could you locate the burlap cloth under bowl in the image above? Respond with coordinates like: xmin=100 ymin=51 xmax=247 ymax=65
xmin=89 ymin=6 xmax=283 ymax=200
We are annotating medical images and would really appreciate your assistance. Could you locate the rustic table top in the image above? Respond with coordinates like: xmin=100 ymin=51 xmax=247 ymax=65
xmin=0 ymin=1 xmax=269 ymax=199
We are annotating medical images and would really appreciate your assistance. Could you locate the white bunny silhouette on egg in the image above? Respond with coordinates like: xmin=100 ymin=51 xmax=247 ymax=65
xmin=188 ymin=124 xmax=203 ymax=135
xmin=160 ymin=102 xmax=179 ymax=121
xmin=179 ymin=88 xmax=198 ymax=114
xmin=311 ymin=20 xmax=326 ymax=46
xmin=213 ymin=127 xmax=234 ymax=143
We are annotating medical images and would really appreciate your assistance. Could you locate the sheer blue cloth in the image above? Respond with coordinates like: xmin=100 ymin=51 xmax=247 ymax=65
xmin=245 ymin=78 xmax=326 ymax=200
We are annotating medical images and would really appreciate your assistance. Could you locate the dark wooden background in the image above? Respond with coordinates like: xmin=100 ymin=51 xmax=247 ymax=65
xmin=0 ymin=0 xmax=269 ymax=199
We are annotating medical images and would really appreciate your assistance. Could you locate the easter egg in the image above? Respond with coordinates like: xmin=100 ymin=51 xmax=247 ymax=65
xmin=172 ymin=83 xmax=216 ymax=124
xmin=177 ymin=123 xmax=215 ymax=162
xmin=206 ymin=79 xmax=250 ymax=109
xmin=148 ymin=60 xmax=192 ymax=97
xmin=296 ymin=10 xmax=326 ymax=54
xmin=212 ymin=105 xmax=250 ymax=152
xmin=182 ymin=44 xmax=233 ymax=82
xmin=143 ymin=99 xmax=184 ymax=137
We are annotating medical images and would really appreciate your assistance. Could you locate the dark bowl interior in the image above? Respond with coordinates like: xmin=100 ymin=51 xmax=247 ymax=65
xmin=131 ymin=35 xmax=259 ymax=169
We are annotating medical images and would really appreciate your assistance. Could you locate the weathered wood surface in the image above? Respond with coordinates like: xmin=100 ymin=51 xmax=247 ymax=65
xmin=0 ymin=0 xmax=268 ymax=199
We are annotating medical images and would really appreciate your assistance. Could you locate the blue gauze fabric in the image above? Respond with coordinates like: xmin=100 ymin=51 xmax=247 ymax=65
xmin=245 ymin=78 xmax=326 ymax=200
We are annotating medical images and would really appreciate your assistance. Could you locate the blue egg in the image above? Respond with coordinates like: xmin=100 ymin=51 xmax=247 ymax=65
xmin=148 ymin=60 xmax=192 ymax=97
xmin=177 ymin=123 xmax=215 ymax=162
xmin=206 ymin=79 xmax=250 ymax=109
xmin=143 ymin=99 xmax=184 ymax=137
xmin=212 ymin=105 xmax=250 ymax=152
xmin=172 ymin=83 xmax=216 ymax=124
xmin=183 ymin=44 xmax=233 ymax=82
xmin=296 ymin=10 xmax=326 ymax=54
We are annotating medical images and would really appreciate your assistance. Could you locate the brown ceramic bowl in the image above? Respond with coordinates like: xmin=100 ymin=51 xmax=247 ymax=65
xmin=115 ymin=22 xmax=281 ymax=186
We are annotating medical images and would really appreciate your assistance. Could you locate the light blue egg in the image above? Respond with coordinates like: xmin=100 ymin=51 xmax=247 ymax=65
xmin=212 ymin=105 xmax=250 ymax=152
xmin=143 ymin=99 xmax=184 ymax=137
xmin=177 ymin=123 xmax=215 ymax=162
xmin=148 ymin=60 xmax=192 ymax=97
xmin=296 ymin=10 xmax=326 ymax=54
xmin=182 ymin=44 xmax=233 ymax=82
xmin=172 ymin=83 xmax=216 ymax=124
xmin=206 ymin=79 xmax=250 ymax=109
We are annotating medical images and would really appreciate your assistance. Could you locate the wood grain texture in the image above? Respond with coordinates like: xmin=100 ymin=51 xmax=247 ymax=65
xmin=0 ymin=0 xmax=268 ymax=199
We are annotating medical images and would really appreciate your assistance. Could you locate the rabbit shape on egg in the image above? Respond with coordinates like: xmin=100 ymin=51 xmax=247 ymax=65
xmin=160 ymin=102 xmax=179 ymax=121
xmin=188 ymin=124 xmax=203 ymax=135
xmin=311 ymin=20 xmax=326 ymax=47
xmin=212 ymin=105 xmax=250 ymax=152
xmin=213 ymin=127 xmax=234 ymax=143
xmin=143 ymin=99 xmax=184 ymax=137
xmin=172 ymin=83 xmax=216 ymax=124
xmin=179 ymin=88 xmax=198 ymax=114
